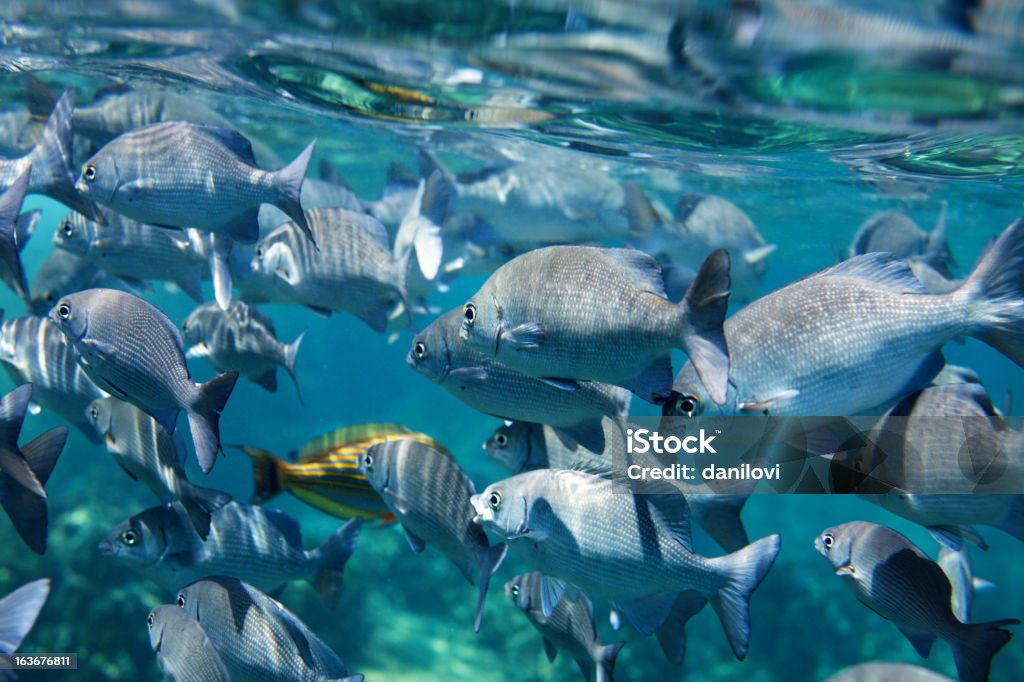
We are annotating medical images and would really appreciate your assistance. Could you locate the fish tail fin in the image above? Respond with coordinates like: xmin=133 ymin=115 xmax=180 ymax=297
xmin=310 ymin=517 xmax=362 ymax=610
xmin=22 ymin=75 xmax=57 ymax=120
xmin=0 ymin=168 xmax=31 ymax=299
xmin=20 ymin=426 xmax=67 ymax=488
xmin=0 ymin=472 xmax=47 ymax=554
xmin=187 ymin=371 xmax=238 ymax=473
xmin=473 ymin=542 xmax=508 ymax=633
xmin=178 ymin=483 xmax=232 ymax=540
xmin=272 ymin=139 xmax=317 ymax=248
xmin=283 ymin=331 xmax=305 ymax=405
xmin=959 ymin=217 xmax=1024 ymax=367
xmin=997 ymin=495 xmax=1024 ymax=542
xmin=233 ymin=444 xmax=285 ymax=503
xmin=952 ymin=619 xmax=1018 ymax=682
xmin=0 ymin=578 xmax=50 ymax=657
xmin=594 ymin=640 xmax=625 ymax=682
xmin=677 ymin=248 xmax=731 ymax=405
xmin=28 ymin=90 xmax=104 ymax=223
xmin=705 ymin=534 xmax=781 ymax=660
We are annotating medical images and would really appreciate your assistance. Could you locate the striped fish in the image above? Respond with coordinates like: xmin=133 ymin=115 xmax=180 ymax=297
xmin=235 ymin=423 xmax=450 ymax=525
xmin=0 ymin=314 xmax=108 ymax=443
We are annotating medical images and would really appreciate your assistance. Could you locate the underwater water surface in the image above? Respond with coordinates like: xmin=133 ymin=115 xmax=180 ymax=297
xmin=1 ymin=1 xmax=1023 ymax=680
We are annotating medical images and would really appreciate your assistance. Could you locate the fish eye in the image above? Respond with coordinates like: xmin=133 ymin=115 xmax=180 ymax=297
xmin=90 ymin=406 xmax=99 ymax=420
xmin=413 ymin=341 xmax=426 ymax=359
xmin=83 ymin=163 xmax=96 ymax=182
xmin=510 ymin=584 xmax=519 ymax=597
xmin=363 ymin=453 xmax=374 ymax=470
xmin=121 ymin=529 xmax=137 ymax=546
xmin=464 ymin=302 xmax=477 ymax=324
xmin=488 ymin=490 xmax=502 ymax=510
xmin=677 ymin=395 xmax=700 ymax=417
xmin=57 ymin=302 xmax=71 ymax=319
xmin=494 ymin=433 xmax=508 ymax=448
xmin=61 ymin=221 xmax=73 ymax=238
xmin=147 ymin=613 xmax=154 ymax=628
xmin=176 ymin=593 xmax=186 ymax=608
xmin=256 ymin=246 xmax=264 ymax=260
xmin=822 ymin=533 xmax=834 ymax=549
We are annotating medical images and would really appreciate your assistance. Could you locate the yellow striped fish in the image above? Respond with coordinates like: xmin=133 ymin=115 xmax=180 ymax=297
xmin=233 ymin=423 xmax=450 ymax=525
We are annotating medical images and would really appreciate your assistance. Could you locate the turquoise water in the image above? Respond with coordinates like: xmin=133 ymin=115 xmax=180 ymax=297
xmin=1 ymin=1 xmax=1024 ymax=680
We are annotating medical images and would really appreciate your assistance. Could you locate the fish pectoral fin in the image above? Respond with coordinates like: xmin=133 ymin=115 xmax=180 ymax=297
xmin=542 ymin=638 xmax=558 ymax=663
xmin=118 ymin=178 xmax=158 ymax=198
xmin=898 ymin=627 xmax=936 ymax=658
xmin=834 ymin=563 xmax=855 ymax=577
xmin=539 ymin=575 xmax=570 ymax=618
xmin=81 ymin=338 xmax=117 ymax=361
xmin=737 ymin=389 xmax=800 ymax=414
xmin=448 ymin=367 xmax=488 ymax=387
xmin=186 ymin=343 xmax=211 ymax=359
xmin=503 ymin=322 xmax=544 ymax=350
xmin=539 ymin=377 xmax=579 ymax=391
xmin=928 ymin=525 xmax=989 ymax=552
xmin=402 ymin=526 xmax=426 ymax=553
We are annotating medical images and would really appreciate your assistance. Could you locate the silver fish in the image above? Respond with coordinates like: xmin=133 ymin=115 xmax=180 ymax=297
xmin=147 ymin=605 xmax=229 ymax=682
xmin=410 ymin=309 xmax=631 ymax=453
xmin=0 ymin=315 xmax=108 ymax=443
xmin=824 ymin=661 xmax=954 ymax=682
xmin=358 ymin=438 xmax=507 ymax=632
xmin=102 ymin=502 xmax=360 ymax=610
xmin=54 ymin=208 xmax=206 ymax=302
xmin=848 ymin=206 xmax=951 ymax=274
xmin=471 ymin=469 xmax=780 ymax=658
xmin=75 ymin=121 xmax=315 ymax=245
xmin=669 ymin=217 xmax=1024 ymax=417
xmin=175 ymin=576 xmax=363 ymax=681
xmin=623 ymin=182 xmax=775 ymax=303
xmin=48 ymin=288 xmax=238 ymax=473
xmin=29 ymin=249 xmax=134 ymax=317
xmin=0 ymin=385 xmax=67 ymax=555
xmin=483 ymin=419 xmax=751 ymax=553
xmin=0 ymin=578 xmax=50 ymax=673
xmin=24 ymin=76 xmax=282 ymax=167
xmin=250 ymin=187 xmax=442 ymax=331
xmin=815 ymin=521 xmax=1018 ymax=682
xmin=86 ymin=397 xmax=231 ymax=539
xmin=459 ymin=245 xmax=731 ymax=405
xmin=834 ymin=382 xmax=1024 ymax=549
xmin=420 ymin=148 xmax=628 ymax=247
xmin=0 ymin=168 xmax=35 ymax=301
xmin=0 ymin=90 xmax=102 ymax=222
xmin=505 ymin=572 xmax=625 ymax=682
xmin=182 ymin=301 xmax=304 ymax=402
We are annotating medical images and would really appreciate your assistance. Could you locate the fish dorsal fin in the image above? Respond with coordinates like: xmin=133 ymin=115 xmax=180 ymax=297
xmin=260 ymin=508 xmax=303 ymax=547
xmin=645 ymin=491 xmax=692 ymax=552
xmin=194 ymin=125 xmax=258 ymax=167
xmin=0 ymin=578 xmax=50 ymax=655
xmin=92 ymin=82 xmax=134 ymax=102
xmin=298 ymin=423 xmax=414 ymax=459
xmin=386 ymin=161 xmax=418 ymax=189
xmin=599 ymin=248 xmax=667 ymax=298
xmin=804 ymin=253 xmax=929 ymax=294
xmin=297 ymin=423 xmax=451 ymax=460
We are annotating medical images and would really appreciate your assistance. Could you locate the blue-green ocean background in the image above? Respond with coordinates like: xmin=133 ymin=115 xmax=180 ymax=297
xmin=2 ymin=1 xmax=1024 ymax=680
